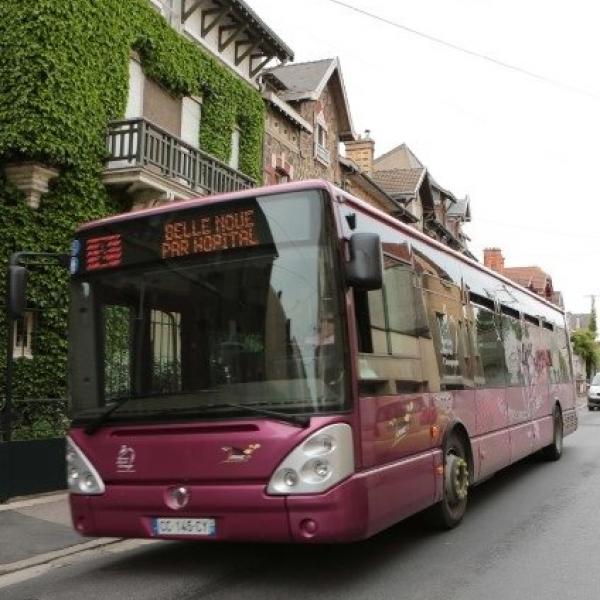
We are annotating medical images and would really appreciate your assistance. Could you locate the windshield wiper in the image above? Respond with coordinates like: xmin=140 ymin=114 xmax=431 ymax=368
xmin=84 ymin=397 xmax=136 ymax=435
xmin=83 ymin=394 xmax=310 ymax=433
xmin=221 ymin=403 xmax=310 ymax=428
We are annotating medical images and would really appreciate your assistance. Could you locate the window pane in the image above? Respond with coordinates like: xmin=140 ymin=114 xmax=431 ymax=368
xmin=474 ymin=307 xmax=507 ymax=387
xmin=501 ymin=315 xmax=524 ymax=386
xmin=150 ymin=310 xmax=182 ymax=393
xmin=104 ymin=305 xmax=131 ymax=400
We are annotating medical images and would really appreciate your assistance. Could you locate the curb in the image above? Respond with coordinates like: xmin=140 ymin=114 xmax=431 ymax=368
xmin=0 ymin=537 xmax=122 ymax=577
xmin=0 ymin=491 xmax=68 ymax=512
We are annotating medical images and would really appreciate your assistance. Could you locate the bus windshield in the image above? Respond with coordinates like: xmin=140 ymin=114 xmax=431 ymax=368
xmin=69 ymin=190 xmax=347 ymax=423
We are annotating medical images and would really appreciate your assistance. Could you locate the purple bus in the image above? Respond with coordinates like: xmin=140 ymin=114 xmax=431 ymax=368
xmin=66 ymin=180 xmax=576 ymax=542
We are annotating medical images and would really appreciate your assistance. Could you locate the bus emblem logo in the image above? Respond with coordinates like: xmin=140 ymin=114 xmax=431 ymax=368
xmin=116 ymin=444 xmax=136 ymax=473
xmin=221 ymin=444 xmax=261 ymax=463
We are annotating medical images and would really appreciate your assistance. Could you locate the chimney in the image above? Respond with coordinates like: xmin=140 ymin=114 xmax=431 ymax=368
xmin=484 ymin=248 xmax=505 ymax=273
xmin=345 ymin=130 xmax=375 ymax=176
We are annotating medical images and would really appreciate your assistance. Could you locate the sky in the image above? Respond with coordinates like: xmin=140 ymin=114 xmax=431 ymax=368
xmin=250 ymin=0 xmax=600 ymax=314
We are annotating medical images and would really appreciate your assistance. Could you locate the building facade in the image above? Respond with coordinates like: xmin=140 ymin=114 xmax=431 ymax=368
xmin=346 ymin=140 xmax=474 ymax=258
xmin=262 ymin=57 xmax=355 ymax=186
xmin=0 ymin=0 xmax=291 ymax=436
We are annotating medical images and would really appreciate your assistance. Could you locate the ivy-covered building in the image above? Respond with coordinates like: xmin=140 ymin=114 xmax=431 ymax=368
xmin=0 ymin=0 xmax=292 ymax=437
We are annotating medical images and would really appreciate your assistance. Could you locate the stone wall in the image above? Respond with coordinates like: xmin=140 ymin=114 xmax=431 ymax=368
xmin=263 ymin=81 xmax=342 ymax=186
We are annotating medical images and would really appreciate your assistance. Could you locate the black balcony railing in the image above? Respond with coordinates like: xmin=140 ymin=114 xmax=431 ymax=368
xmin=105 ymin=118 xmax=255 ymax=195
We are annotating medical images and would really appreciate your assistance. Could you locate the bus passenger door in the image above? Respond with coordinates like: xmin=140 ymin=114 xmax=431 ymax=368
xmin=471 ymin=304 xmax=510 ymax=480
xmin=354 ymin=251 xmax=436 ymax=528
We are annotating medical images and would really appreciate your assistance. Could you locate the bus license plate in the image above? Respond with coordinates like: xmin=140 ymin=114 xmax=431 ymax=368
xmin=152 ymin=518 xmax=216 ymax=537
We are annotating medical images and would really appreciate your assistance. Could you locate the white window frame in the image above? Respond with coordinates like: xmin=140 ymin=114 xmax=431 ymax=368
xmin=13 ymin=312 xmax=34 ymax=359
xmin=229 ymin=127 xmax=241 ymax=170
xmin=317 ymin=124 xmax=327 ymax=149
xmin=314 ymin=123 xmax=331 ymax=166
xmin=149 ymin=0 xmax=166 ymax=15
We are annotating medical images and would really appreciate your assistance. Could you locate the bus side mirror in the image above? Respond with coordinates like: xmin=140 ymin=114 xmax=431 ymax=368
xmin=345 ymin=233 xmax=383 ymax=290
xmin=8 ymin=265 xmax=28 ymax=318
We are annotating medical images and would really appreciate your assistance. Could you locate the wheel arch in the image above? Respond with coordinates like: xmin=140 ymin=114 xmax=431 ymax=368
xmin=442 ymin=421 xmax=474 ymax=483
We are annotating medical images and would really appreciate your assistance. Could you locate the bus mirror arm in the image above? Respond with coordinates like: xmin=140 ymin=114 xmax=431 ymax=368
xmin=8 ymin=265 xmax=29 ymax=319
xmin=345 ymin=233 xmax=383 ymax=291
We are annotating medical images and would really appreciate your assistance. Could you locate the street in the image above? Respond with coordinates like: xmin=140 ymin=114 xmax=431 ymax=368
xmin=1 ymin=406 xmax=598 ymax=600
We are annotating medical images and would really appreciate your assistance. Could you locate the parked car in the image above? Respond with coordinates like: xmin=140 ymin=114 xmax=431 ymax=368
xmin=588 ymin=373 xmax=600 ymax=410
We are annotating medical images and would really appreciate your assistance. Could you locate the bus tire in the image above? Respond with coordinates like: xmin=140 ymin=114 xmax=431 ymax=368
xmin=542 ymin=405 xmax=563 ymax=461
xmin=431 ymin=431 xmax=470 ymax=529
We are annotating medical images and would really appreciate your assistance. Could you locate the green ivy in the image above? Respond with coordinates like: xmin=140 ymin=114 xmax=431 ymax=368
xmin=0 ymin=0 xmax=265 ymax=438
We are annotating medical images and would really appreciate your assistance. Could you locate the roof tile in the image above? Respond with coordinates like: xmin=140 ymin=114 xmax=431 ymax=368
xmin=372 ymin=168 xmax=425 ymax=195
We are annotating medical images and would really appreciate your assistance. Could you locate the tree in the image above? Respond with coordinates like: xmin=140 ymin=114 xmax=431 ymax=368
xmin=571 ymin=328 xmax=600 ymax=379
xmin=590 ymin=297 xmax=598 ymax=337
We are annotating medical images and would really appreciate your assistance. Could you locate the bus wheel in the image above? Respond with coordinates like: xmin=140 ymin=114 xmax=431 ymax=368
xmin=542 ymin=405 xmax=563 ymax=461
xmin=432 ymin=432 xmax=470 ymax=529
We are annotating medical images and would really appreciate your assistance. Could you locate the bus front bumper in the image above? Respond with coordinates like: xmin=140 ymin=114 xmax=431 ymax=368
xmin=69 ymin=477 xmax=370 ymax=543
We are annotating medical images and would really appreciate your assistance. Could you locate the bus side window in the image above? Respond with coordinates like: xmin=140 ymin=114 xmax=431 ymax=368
xmin=501 ymin=311 xmax=524 ymax=387
xmin=420 ymin=273 xmax=471 ymax=392
xmin=557 ymin=327 xmax=572 ymax=383
xmin=473 ymin=306 xmax=507 ymax=388
xmin=355 ymin=256 xmax=430 ymax=395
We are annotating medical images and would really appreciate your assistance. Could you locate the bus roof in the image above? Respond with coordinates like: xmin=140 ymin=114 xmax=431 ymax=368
xmin=76 ymin=180 xmax=333 ymax=232
xmin=78 ymin=179 xmax=564 ymax=317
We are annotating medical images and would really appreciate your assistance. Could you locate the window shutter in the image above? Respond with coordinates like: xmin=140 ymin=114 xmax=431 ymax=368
xmin=181 ymin=97 xmax=202 ymax=148
xmin=125 ymin=59 xmax=144 ymax=119
xmin=229 ymin=128 xmax=240 ymax=170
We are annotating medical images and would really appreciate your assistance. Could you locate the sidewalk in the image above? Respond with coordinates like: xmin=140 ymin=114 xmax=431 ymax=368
xmin=0 ymin=492 xmax=119 ymax=576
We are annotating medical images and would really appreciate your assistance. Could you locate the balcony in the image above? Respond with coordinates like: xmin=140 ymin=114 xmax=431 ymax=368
xmin=102 ymin=118 xmax=255 ymax=206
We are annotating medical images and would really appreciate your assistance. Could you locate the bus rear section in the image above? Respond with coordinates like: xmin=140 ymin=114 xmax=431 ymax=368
xmin=67 ymin=183 xmax=375 ymax=543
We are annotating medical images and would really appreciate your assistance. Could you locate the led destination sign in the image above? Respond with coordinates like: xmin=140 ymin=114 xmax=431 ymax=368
xmin=162 ymin=208 xmax=259 ymax=259
xmin=78 ymin=200 xmax=274 ymax=274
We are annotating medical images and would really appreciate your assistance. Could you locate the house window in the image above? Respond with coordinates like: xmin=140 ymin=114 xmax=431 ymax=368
xmin=275 ymin=168 xmax=290 ymax=184
xmin=180 ymin=96 xmax=202 ymax=148
xmin=317 ymin=124 xmax=327 ymax=148
xmin=229 ymin=127 xmax=241 ymax=170
xmin=13 ymin=312 xmax=35 ymax=359
xmin=314 ymin=123 xmax=331 ymax=166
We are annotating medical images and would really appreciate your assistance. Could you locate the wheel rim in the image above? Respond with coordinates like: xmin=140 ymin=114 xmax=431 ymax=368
xmin=445 ymin=452 xmax=469 ymax=505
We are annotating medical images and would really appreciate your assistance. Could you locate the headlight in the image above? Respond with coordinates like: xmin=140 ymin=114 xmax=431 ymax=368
xmin=267 ymin=423 xmax=354 ymax=495
xmin=66 ymin=437 xmax=105 ymax=495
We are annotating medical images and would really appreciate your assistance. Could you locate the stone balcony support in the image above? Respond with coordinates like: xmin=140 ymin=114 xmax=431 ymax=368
xmin=3 ymin=163 xmax=60 ymax=209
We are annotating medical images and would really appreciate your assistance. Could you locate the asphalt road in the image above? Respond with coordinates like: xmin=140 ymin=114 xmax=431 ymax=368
xmin=4 ymin=407 xmax=600 ymax=600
